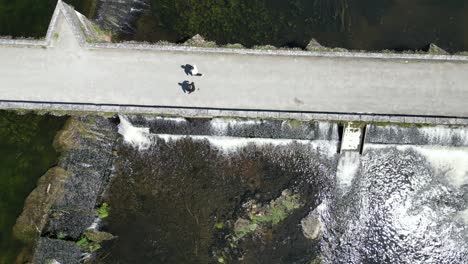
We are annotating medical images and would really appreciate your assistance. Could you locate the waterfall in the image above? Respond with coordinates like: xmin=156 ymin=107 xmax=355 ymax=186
xmin=366 ymin=125 xmax=468 ymax=146
xmin=336 ymin=151 xmax=360 ymax=192
xmin=117 ymin=115 xmax=151 ymax=150
xmin=122 ymin=115 xmax=339 ymax=141
xmin=94 ymin=0 xmax=150 ymax=34
xmin=117 ymin=115 xmax=339 ymax=156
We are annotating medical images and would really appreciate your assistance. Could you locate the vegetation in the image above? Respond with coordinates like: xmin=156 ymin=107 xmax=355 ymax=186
xmin=232 ymin=190 xmax=302 ymax=242
xmin=76 ymin=236 xmax=101 ymax=252
xmin=249 ymin=193 xmax=302 ymax=226
xmin=98 ymin=202 xmax=110 ymax=219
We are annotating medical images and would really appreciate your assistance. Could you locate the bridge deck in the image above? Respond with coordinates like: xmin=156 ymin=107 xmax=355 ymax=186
xmin=0 ymin=2 xmax=467 ymax=118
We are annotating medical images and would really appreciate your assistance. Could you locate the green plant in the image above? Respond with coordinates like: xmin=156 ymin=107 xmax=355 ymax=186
xmin=98 ymin=202 xmax=110 ymax=219
xmin=76 ymin=236 xmax=102 ymax=252
xmin=214 ymin=222 xmax=224 ymax=229
xmin=57 ymin=232 xmax=66 ymax=239
xmin=76 ymin=236 xmax=89 ymax=247
xmin=234 ymin=223 xmax=257 ymax=238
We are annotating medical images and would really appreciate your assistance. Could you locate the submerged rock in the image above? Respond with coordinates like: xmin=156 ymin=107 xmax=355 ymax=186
xmin=84 ymin=230 xmax=116 ymax=243
xmin=230 ymin=189 xmax=303 ymax=242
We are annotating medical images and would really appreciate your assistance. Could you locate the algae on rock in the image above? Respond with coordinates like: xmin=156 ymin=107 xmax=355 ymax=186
xmin=232 ymin=189 xmax=303 ymax=241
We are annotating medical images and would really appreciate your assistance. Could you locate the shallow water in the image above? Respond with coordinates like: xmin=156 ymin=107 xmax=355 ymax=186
xmin=0 ymin=111 xmax=66 ymax=264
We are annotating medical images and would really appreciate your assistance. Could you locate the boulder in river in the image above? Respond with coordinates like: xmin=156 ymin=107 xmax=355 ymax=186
xmin=301 ymin=212 xmax=322 ymax=240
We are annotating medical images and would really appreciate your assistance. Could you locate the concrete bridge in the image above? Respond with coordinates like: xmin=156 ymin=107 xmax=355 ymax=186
xmin=0 ymin=1 xmax=467 ymax=125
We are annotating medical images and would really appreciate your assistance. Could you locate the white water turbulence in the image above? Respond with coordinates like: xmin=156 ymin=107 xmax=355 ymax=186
xmin=118 ymin=116 xmax=339 ymax=156
xmin=336 ymin=151 xmax=360 ymax=192
xmin=118 ymin=115 xmax=152 ymax=150
xmin=210 ymin=118 xmax=262 ymax=135
xmin=156 ymin=134 xmax=338 ymax=157
xmin=318 ymin=142 xmax=468 ymax=264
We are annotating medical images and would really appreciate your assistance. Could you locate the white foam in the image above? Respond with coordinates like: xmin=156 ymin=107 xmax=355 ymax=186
xmin=86 ymin=218 xmax=101 ymax=230
xmin=145 ymin=116 xmax=187 ymax=123
xmin=210 ymin=118 xmax=262 ymax=134
xmin=319 ymin=121 xmax=339 ymax=140
xmin=336 ymin=152 xmax=361 ymax=191
xmin=156 ymin=134 xmax=338 ymax=157
xmin=420 ymin=126 xmax=468 ymax=146
xmin=118 ymin=115 xmax=152 ymax=150
xmin=366 ymin=144 xmax=468 ymax=188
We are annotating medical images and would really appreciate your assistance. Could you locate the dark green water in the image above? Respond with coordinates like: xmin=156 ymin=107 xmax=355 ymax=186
xmin=129 ymin=0 xmax=468 ymax=52
xmin=0 ymin=0 xmax=94 ymax=38
xmin=0 ymin=111 xmax=66 ymax=264
xmin=1 ymin=0 xmax=468 ymax=52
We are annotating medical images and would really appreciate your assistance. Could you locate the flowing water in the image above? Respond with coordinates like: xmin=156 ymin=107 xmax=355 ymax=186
xmin=92 ymin=117 xmax=468 ymax=263
xmin=0 ymin=111 xmax=67 ymax=264
xmin=94 ymin=116 xmax=338 ymax=263
xmin=318 ymin=126 xmax=468 ymax=264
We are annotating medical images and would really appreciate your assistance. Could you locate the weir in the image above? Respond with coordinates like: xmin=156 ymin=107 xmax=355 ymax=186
xmin=2 ymin=1 xmax=468 ymax=262
xmin=7 ymin=113 xmax=466 ymax=263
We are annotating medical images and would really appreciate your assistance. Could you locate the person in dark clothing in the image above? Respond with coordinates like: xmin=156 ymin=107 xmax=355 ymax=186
xmin=188 ymin=82 xmax=196 ymax=94
xmin=178 ymin=81 xmax=196 ymax=94
xmin=181 ymin=64 xmax=203 ymax=76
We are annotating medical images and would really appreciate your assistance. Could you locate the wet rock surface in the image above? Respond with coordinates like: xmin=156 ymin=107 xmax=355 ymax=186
xmin=13 ymin=115 xmax=119 ymax=263
xmin=32 ymin=238 xmax=83 ymax=264
xmin=44 ymin=116 xmax=118 ymax=239
xmin=301 ymin=212 xmax=322 ymax=240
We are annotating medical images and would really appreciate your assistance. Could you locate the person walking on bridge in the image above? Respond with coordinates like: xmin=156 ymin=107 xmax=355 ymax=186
xmin=182 ymin=64 xmax=203 ymax=76
xmin=190 ymin=64 xmax=202 ymax=76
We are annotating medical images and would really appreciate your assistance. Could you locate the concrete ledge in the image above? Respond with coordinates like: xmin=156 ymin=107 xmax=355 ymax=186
xmin=1 ymin=100 xmax=467 ymax=126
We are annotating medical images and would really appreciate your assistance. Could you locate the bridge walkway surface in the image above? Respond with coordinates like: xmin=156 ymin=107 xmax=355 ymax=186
xmin=0 ymin=1 xmax=467 ymax=124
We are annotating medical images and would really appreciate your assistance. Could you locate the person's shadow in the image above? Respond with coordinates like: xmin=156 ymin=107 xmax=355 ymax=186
xmin=181 ymin=64 xmax=194 ymax=76
xmin=179 ymin=81 xmax=195 ymax=94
